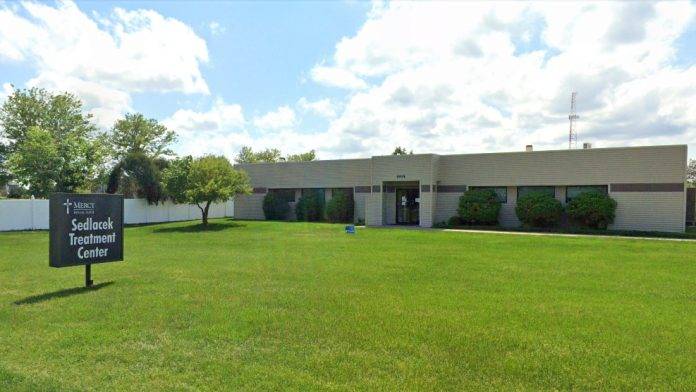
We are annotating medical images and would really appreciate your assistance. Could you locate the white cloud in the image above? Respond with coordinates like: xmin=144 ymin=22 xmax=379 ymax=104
xmin=163 ymin=99 xmax=247 ymax=158
xmin=308 ymin=1 xmax=696 ymax=158
xmin=208 ymin=21 xmax=225 ymax=36
xmin=310 ymin=65 xmax=368 ymax=90
xmin=164 ymin=99 xmax=245 ymax=136
xmin=0 ymin=1 xmax=209 ymax=128
xmin=297 ymin=97 xmax=337 ymax=118
xmin=0 ymin=82 xmax=13 ymax=103
xmin=252 ymin=105 xmax=296 ymax=130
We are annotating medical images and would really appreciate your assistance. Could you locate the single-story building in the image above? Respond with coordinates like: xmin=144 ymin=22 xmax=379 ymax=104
xmin=234 ymin=144 xmax=688 ymax=233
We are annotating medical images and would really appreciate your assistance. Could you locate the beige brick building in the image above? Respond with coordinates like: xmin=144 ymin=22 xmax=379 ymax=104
xmin=234 ymin=144 xmax=688 ymax=233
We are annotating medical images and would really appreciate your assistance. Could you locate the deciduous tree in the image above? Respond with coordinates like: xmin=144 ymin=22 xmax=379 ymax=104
xmin=165 ymin=155 xmax=251 ymax=226
xmin=286 ymin=150 xmax=316 ymax=162
xmin=108 ymin=113 xmax=176 ymax=159
xmin=0 ymin=88 xmax=106 ymax=196
xmin=236 ymin=146 xmax=316 ymax=163
xmin=392 ymin=146 xmax=412 ymax=155
xmin=236 ymin=146 xmax=282 ymax=163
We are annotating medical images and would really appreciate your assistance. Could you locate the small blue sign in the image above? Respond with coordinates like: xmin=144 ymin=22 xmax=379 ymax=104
xmin=345 ymin=225 xmax=356 ymax=234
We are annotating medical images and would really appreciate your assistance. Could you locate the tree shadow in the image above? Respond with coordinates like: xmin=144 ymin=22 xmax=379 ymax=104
xmin=13 ymin=281 xmax=114 ymax=306
xmin=152 ymin=222 xmax=246 ymax=233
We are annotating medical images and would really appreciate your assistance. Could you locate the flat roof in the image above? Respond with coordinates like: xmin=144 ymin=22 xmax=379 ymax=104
xmin=235 ymin=144 xmax=687 ymax=166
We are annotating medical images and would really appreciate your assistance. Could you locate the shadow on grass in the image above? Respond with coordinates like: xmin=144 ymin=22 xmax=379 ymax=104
xmin=152 ymin=222 xmax=246 ymax=233
xmin=13 ymin=281 xmax=114 ymax=305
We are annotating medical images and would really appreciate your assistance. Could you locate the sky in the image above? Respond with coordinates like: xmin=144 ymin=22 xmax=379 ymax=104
xmin=0 ymin=0 xmax=695 ymax=160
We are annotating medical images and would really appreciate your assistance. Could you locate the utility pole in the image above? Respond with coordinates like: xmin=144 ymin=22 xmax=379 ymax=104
xmin=568 ymin=92 xmax=579 ymax=149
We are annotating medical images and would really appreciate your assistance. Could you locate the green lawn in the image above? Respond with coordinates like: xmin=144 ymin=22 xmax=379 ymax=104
xmin=1 ymin=220 xmax=694 ymax=391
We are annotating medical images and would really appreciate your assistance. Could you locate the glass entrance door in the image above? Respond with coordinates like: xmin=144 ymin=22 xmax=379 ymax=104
xmin=396 ymin=188 xmax=420 ymax=225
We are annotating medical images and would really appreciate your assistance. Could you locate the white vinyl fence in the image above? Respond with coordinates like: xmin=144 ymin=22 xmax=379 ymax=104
xmin=0 ymin=198 xmax=234 ymax=231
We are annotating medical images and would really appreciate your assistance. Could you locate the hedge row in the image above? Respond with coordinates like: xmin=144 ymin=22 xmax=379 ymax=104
xmin=263 ymin=190 xmax=354 ymax=223
xmin=454 ymin=188 xmax=617 ymax=229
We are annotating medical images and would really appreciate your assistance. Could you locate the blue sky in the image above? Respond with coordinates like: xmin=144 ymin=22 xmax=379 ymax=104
xmin=0 ymin=1 xmax=695 ymax=160
xmin=77 ymin=0 xmax=371 ymax=137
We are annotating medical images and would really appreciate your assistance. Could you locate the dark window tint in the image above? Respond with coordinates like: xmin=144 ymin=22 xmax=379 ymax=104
xmin=566 ymin=185 xmax=608 ymax=203
xmin=470 ymin=186 xmax=508 ymax=203
xmin=517 ymin=186 xmax=555 ymax=200
xmin=269 ymin=189 xmax=296 ymax=203
xmin=331 ymin=188 xmax=354 ymax=201
xmin=301 ymin=188 xmax=325 ymax=201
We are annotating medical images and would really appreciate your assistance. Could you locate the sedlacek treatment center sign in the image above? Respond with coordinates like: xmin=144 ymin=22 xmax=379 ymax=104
xmin=49 ymin=193 xmax=123 ymax=270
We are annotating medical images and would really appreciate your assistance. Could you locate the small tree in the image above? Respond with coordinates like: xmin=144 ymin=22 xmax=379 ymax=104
xmin=296 ymin=190 xmax=324 ymax=221
xmin=326 ymin=190 xmax=354 ymax=223
xmin=515 ymin=191 xmax=563 ymax=227
xmin=567 ymin=191 xmax=617 ymax=229
xmin=688 ymin=159 xmax=695 ymax=187
xmin=263 ymin=192 xmax=290 ymax=220
xmin=236 ymin=146 xmax=282 ymax=163
xmin=457 ymin=189 xmax=501 ymax=225
xmin=286 ymin=150 xmax=316 ymax=162
xmin=392 ymin=146 xmax=413 ymax=155
xmin=165 ymin=155 xmax=251 ymax=226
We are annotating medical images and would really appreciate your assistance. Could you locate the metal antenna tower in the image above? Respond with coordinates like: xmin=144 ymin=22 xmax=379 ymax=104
xmin=568 ymin=92 xmax=579 ymax=149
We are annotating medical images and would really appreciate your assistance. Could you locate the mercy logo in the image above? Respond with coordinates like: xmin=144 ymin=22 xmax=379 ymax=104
xmin=62 ymin=199 xmax=72 ymax=214
xmin=63 ymin=198 xmax=95 ymax=215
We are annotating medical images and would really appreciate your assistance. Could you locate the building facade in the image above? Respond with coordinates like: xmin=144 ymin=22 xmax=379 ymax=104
xmin=234 ymin=145 xmax=688 ymax=233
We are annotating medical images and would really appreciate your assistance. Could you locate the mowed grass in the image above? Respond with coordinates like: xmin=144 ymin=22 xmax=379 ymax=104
xmin=0 ymin=220 xmax=694 ymax=391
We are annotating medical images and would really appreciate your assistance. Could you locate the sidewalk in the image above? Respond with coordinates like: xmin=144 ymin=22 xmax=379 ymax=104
xmin=442 ymin=228 xmax=696 ymax=242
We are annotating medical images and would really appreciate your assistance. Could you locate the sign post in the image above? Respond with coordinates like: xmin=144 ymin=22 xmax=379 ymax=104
xmin=49 ymin=193 xmax=124 ymax=287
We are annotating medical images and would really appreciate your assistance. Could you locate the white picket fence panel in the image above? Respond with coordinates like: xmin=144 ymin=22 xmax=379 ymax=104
xmin=0 ymin=198 xmax=234 ymax=231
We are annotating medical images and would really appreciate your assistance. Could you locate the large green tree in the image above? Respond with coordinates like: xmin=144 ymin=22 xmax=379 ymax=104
xmin=164 ymin=155 xmax=251 ymax=225
xmin=0 ymin=87 xmax=106 ymax=197
xmin=108 ymin=113 xmax=176 ymax=159
xmin=0 ymin=143 xmax=11 ymax=187
xmin=688 ymin=159 xmax=695 ymax=187
xmin=106 ymin=113 xmax=176 ymax=200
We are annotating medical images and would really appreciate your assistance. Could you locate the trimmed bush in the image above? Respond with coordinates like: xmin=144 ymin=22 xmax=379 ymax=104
xmin=447 ymin=216 xmax=463 ymax=227
xmin=457 ymin=189 xmax=502 ymax=225
xmin=296 ymin=190 xmax=324 ymax=221
xmin=326 ymin=190 xmax=354 ymax=223
xmin=567 ymin=191 xmax=617 ymax=229
xmin=263 ymin=192 xmax=290 ymax=220
xmin=515 ymin=191 xmax=563 ymax=227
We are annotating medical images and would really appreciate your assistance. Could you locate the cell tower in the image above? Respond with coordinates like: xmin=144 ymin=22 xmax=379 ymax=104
xmin=568 ymin=92 xmax=579 ymax=149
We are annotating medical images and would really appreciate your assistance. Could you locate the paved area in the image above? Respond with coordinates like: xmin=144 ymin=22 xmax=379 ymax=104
xmin=443 ymin=228 xmax=696 ymax=242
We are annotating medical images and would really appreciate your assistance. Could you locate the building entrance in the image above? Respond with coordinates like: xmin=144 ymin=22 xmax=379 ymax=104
xmin=396 ymin=187 xmax=420 ymax=225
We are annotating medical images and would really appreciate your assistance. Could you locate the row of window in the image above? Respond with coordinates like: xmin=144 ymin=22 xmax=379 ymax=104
xmin=270 ymin=185 xmax=607 ymax=204
xmin=470 ymin=185 xmax=608 ymax=204
xmin=268 ymin=188 xmax=354 ymax=203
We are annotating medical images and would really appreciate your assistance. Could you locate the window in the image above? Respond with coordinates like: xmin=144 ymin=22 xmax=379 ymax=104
xmin=331 ymin=188 xmax=354 ymax=202
xmin=566 ymin=185 xmax=608 ymax=203
xmin=470 ymin=186 xmax=507 ymax=203
xmin=301 ymin=188 xmax=325 ymax=201
xmin=517 ymin=186 xmax=555 ymax=200
xmin=269 ymin=189 xmax=296 ymax=203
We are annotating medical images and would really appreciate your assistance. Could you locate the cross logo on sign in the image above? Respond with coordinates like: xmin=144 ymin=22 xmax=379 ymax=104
xmin=62 ymin=199 xmax=72 ymax=214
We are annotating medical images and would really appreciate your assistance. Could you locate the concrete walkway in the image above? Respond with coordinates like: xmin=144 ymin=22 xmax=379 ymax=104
xmin=442 ymin=228 xmax=696 ymax=242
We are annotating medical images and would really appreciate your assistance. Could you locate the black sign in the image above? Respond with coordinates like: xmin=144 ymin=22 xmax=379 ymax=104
xmin=49 ymin=193 xmax=124 ymax=268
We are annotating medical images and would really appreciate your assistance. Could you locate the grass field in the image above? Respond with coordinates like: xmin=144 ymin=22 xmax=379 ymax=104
xmin=1 ymin=219 xmax=695 ymax=391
